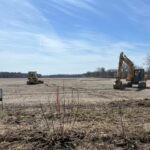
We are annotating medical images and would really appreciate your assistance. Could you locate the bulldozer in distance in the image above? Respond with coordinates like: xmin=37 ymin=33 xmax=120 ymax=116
xmin=27 ymin=71 xmax=44 ymax=85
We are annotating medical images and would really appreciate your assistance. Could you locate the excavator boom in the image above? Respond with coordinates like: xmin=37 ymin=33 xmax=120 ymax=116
xmin=118 ymin=52 xmax=135 ymax=81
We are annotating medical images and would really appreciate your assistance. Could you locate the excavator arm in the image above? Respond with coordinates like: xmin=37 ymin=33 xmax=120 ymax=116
xmin=118 ymin=52 xmax=135 ymax=81
xmin=114 ymin=52 xmax=135 ymax=89
xmin=117 ymin=52 xmax=123 ymax=82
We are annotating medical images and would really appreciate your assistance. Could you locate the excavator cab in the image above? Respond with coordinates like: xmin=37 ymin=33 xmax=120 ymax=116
xmin=133 ymin=69 xmax=145 ymax=83
xmin=125 ymin=69 xmax=146 ymax=88
xmin=132 ymin=69 xmax=146 ymax=88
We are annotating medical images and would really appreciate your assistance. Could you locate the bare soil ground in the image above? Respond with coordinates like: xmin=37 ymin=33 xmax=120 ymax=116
xmin=0 ymin=78 xmax=150 ymax=149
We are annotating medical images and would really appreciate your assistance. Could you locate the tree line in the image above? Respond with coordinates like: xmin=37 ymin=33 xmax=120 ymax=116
xmin=0 ymin=69 xmax=119 ymax=78
xmin=83 ymin=68 xmax=117 ymax=78
xmin=0 ymin=72 xmax=42 ymax=78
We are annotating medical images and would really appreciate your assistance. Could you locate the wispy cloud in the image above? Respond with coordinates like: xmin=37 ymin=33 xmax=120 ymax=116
xmin=0 ymin=0 xmax=55 ymax=34
xmin=47 ymin=0 xmax=103 ymax=17
xmin=122 ymin=0 xmax=150 ymax=17
xmin=37 ymin=31 xmax=147 ymax=69
xmin=118 ymin=0 xmax=150 ymax=23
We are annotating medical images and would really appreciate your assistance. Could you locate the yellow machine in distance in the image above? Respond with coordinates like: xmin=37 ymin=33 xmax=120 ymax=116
xmin=27 ymin=71 xmax=44 ymax=85
xmin=114 ymin=52 xmax=146 ymax=89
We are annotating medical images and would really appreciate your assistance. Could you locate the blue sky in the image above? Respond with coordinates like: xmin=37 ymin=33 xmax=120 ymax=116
xmin=0 ymin=0 xmax=150 ymax=74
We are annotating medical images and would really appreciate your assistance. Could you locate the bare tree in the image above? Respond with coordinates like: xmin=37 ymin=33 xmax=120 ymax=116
xmin=97 ymin=67 xmax=106 ymax=77
xmin=145 ymin=54 xmax=150 ymax=79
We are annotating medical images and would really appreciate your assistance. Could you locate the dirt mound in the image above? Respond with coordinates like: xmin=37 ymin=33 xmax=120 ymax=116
xmin=109 ymin=98 xmax=150 ymax=108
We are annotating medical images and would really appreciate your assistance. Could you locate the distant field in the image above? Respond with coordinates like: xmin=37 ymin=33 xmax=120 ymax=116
xmin=0 ymin=78 xmax=150 ymax=149
xmin=0 ymin=78 xmax=150 ymax=105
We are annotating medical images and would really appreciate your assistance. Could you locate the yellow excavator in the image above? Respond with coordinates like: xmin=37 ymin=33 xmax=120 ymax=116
xmin=113 ymin=52 xmax=146 ymax=89
xmin=27 ymin=71 xmax=44 ymax=85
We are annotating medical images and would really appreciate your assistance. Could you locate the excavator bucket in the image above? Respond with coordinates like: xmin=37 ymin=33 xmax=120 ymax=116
xmin=113 ymin=80 xmax=125 ymax=90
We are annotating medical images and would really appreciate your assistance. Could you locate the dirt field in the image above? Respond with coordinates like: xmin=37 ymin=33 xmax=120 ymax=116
xmin=0 ymin=78 xmax=150 ymax=149
xmin=1 ymin=78 xmax=150 ymax=104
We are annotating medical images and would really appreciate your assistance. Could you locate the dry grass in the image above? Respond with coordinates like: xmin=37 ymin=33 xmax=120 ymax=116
xmin=0 ymin=98 xmax=150 ymax=150
xmin=0 ymin=78 xmax=150 ymax=149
